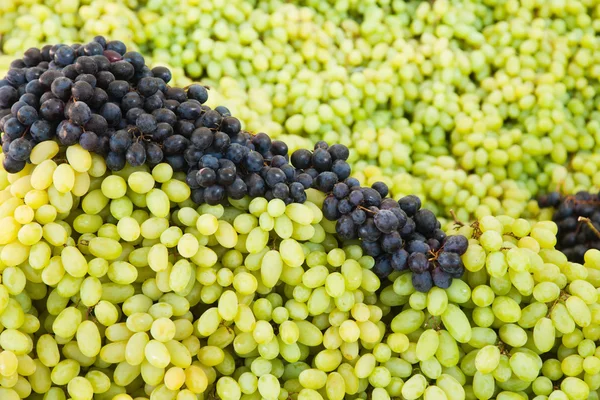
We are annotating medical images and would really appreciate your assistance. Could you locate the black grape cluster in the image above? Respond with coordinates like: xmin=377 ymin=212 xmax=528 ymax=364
xmin=0 ymin=39 xmax=360 ymax=207
xmin=323 ymin=185 xmax=469 ymax=291
xmin=539 ymin=191 xmax=600 ymax=263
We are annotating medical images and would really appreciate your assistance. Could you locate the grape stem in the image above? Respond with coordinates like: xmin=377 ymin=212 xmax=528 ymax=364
xmin=577 ymin=217 xmax=600 ymax=240
xmin=358 ymin=205 xmax=376 ymax=214
xmin=449 ymin=209 xmax=464 ymax=227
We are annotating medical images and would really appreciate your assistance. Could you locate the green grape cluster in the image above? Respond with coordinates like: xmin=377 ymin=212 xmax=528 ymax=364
xmin=382 ymin=215 xmax=600 ymax=400
xmin=0 ymin=141 xmax=390 ymax=400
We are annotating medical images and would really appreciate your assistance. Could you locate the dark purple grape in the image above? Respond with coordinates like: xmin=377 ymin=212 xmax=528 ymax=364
xmin=391 ymin=249 xmax=409 ymax=271
xmin=126 ymin=142 xmax=146 ymax=167
xmin=373 ymin=210 xmax=399 ymax=234
xmin=408 ymin=252 xmax=429 ymax=274
xmin=431 ymin=267 xmax=452 ymax=289
xmin=412 ymin=271 xmax=433 ymax=293
xmin=443 ymin=235 xmax=469 ymax=255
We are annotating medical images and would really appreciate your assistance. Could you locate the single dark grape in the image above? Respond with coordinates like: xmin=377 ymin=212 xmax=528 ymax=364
xmin=3 ymin=118 xmax=26 ymax=139
xmin=431 ymin=267 xmax=452 ymax=289
xmin=8 ymin=138 xmax=33 ymax=161
xmin=272 ymin=183 xmax=289 ymax=199
xmin=357 ymin=218 xmax=381 ymax=241
xmin=146 ymin=142 xmax=164 ymax=164
xmin=312 ymin=148 xmax=332 ymax=172
xmin=406 ymin=240 xmax=430 ymax=254
xmin=362 ymin=188 xmax=382 ymax=207
xmin=296 ymin=173 xmax=313 ymax=189
xmin=50 ymin=77 xmax=72 ymax=100
xmin=217 ymin=167 xmax=237 ymax=186
xmin=30 ymin=120 xmax=53 ymax=141
xmin=327 ymin=143 xmax=349 ymax=161
xmin=2 ymin=155 xmax=26 ymax=173
xmin=391 ymin=249 xmax=409 ymax=271
xmin=56 ymin=120 xmax=82 ymax=145
xmin=373 ymin=209 xmax=399 ymax=234
xmin=381 ymin=231 xmax=403 ymax=253
xmin=271 ymin=140 xmax=288 ymax=156
xmin=152 ymin=66 xmax=172 ymax=83
xmin=362 ymin=240 xmax=382 ymax=257
xmin=220 ymin=116 xmax=241 ymax=135
xmin=399 ymin=195 xmax=422 ymax=216
xmin=54 ymin=45 xmax=75 ymax=66
xmin=212 ymin=131 xmax=230 ymax=151
xmin=436 ymin=251 xmax=464 ymax=275
xmin=408 ymin=252 xmax=429 ymax=274
xmin=79 ymin=131 xmax=99 ymax=151
xmin=16 ymin=105 xmax=37 ymax=125
xmin=204 ymin=185 xmax=225 ymax=205
xmin=331 ymin=160 xmax=351 ymax=180
xmin=163 ymin=135 xmax=188 ymax=155
xmin=136 ymin=113 xmax=157 ymax=134
xmin=336 ymin=215 xmax=356 ymax=240
xmin=126 ymin=142 xmax=146 ymax=167
xmin=121 ymin=92 xmax=143 ymax=112
xmin=373 ymin=256 xmax=393 ymax=279
xmin=351 ymin=208 xmax=366 ymax=225
xmin=199 ymin=155 xmax=220 ymax=170
xmin=371 ymin=181 xmax=389 ymax=198
xmin=414 ymin=209 xmax=438 ymax=235
xmin=315 ymin=172 xmax=338 ymax=192
xmin=252 ymin=132 xmax=271 ymax=154
xmin=75 ymin=56 xmax=98 ymax=75
xmin=110 ymin=60 xmax=134 ymax=80
xmin=348 ymin=190 xmax=364 ymax=206
xmin=71 ymin=81 xmax=94 ymax=102
xmin=443 ymin=235 xmax=469 ymax=255
xmin=265 ymin=168 xmax=286 ymax=188
xmin=290 ymin=182 xmax=306 ymax=203
xmin=323 ymin=196 xmax=340 ymax=221
xmin=25 ymin=80 xmax=45 ymax=97
xmin=106 ymin=151 xmax=126 ymax=171
xmin=89 ymin=88 xmax=109 ymax=109
xmin=227 ymin=178 xmax=248 ymax=200
xmin=246 ymin=174 xmax=266 ymax=198
xmin=337 ymin=199 xmax=353 ymax=215
xmin=412 ymin=271 xmax=433 ymax=293
xmin=68 ymin=101 xmax=92 ymax=125
xmin=109 ymin=130 xmax=133 ymax=153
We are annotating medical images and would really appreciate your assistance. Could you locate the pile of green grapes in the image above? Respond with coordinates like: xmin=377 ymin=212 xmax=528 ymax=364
xmin=1 ymin=139 xmax=600 ymax=400
xmin=2 ymin=0 xmax=600 ymax=221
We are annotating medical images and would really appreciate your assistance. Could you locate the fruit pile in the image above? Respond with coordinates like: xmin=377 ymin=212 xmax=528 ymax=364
xmin=0 ymin=38 xmax=600 ymax=400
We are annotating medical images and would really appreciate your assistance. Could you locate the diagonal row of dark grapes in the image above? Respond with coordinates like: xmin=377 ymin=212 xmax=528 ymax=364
xmin=0 ymin=37 xmax=468 ymax=291
xmin=538 ymin=191 xmax=600 ymax=263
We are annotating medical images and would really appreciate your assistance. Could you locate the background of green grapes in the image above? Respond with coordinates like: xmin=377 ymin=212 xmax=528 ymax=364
xmin=2 ymin=0 xmax=600 ymax=222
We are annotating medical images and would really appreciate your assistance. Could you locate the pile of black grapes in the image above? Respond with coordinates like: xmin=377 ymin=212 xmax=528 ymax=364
xmin=538 ymin=191 xmax=600 ymax=263
xmin=0 ymin=37 xmax=355 ymax=207
xmin=0 ymin=38 xmax=469 ymax=287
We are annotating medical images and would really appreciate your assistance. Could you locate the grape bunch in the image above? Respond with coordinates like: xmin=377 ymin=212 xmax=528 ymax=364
xmin=324 ymin=184 xmax=468 ymax=292
xmin=538 ymin=191 xmax=600 ymax=263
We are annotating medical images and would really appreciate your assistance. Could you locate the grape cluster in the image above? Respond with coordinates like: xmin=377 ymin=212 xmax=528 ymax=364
xmin=323 ymin=180 xmax=469 ymax=292
xmin=538 ymin=191 xmax=600 ymax=263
